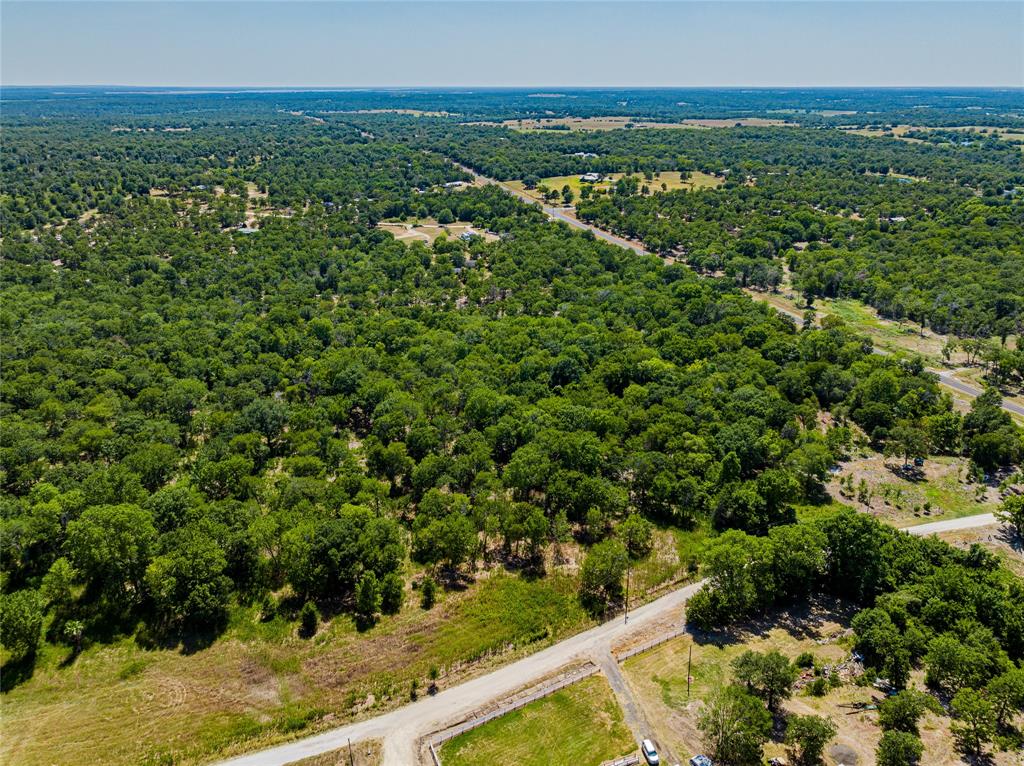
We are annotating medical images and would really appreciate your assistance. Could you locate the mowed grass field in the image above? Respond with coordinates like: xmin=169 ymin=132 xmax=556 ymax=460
xmin=438 ymin=675 xmax=635 ymax=766
xmin=1 ymin=572 xmax=591 ymax=766
xmin=507 ymin=171 xmax=723 ymax=203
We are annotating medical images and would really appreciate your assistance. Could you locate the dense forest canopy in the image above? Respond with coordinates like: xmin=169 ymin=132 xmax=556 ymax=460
xmin=4 ymin=85 xmax=1024 ymax=127
xmin=1 ymin=92 xmax=1022 ymax=758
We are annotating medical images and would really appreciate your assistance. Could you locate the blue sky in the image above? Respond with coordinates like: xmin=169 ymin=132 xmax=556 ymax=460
xmin=3 ymin=1 xmax=1022 ymax=87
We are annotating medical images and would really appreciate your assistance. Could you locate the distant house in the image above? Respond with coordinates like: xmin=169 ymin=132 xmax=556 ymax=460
xmin=580 ymin=172 xmax=602 ymax=183
xmin=236 ymin=226 xmax=259 ymax=234
xmin=459 ymin=230 xmax=479 ymax=242
xmin=571 ymin=151 xmax=599 ymax=158
xmin=444 ymin=181 xmax=467 ymax=189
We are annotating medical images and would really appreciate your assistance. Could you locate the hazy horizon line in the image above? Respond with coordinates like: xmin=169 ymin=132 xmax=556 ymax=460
xmin=5 ymin=84 xmax=1023 ymax=90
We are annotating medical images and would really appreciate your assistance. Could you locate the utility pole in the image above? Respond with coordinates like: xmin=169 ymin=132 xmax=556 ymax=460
xmin=347 ymin=737 xmax=354 ymax=766
xmin=624 ymin=561 xmax=630 ymax=624
xmin=687 ymin=644 xmax=693 ymax=701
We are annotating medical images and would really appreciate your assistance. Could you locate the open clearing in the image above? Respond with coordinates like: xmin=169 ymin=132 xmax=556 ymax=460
xmin=479 ymin=115 xmax=792 ymax=132
xmin=937 ymin=524 xmax=1024 ymax=578
xmin=621 ymin=602 xmax=1021 ymax=766
xmin=376 ymin=219 xmax=498 ymax=244
xmin=830 ymin=453 xmax=1001 ymax=526
xmin=483 ymin=116 xmax=688 ymax=131
xmin=438 ymin=674 xmax=635 ymax=766
xmin=0 ymin=573 xmax=591 ymax=766
xmin=507 ymin=171 xmax=723 ymax=203
xmin=679 ymin=117 xmax=793 ymax=128
xmin=2 ymin=521 xmax=706 ymax=766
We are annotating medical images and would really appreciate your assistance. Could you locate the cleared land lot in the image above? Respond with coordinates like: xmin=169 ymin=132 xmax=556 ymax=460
xmin=937 ymin=523 xmax=1024 ymax=578
xmin=621 ymin=603 xmax=1022 ymax=766
xmin=507 ymin=171 xmax=723 ymax=203
xmin=438 ymin=674 xmax=635 ymax=766
xmin=829 ymin=454 xmax=1002 ymax=527
xmin=0 ymin=573 xmax=590 ymax=766
xmin=479 ymin=116 xmax=792 ymax=132
xmin=376 ymin=219 xmax=498 ymax=244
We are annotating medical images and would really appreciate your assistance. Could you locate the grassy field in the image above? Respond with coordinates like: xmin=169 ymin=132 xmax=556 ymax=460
xmin=376 ymin=219 xmax=498 ymax=244
xmin=621 ymin=602 xmax=1021 ymax=766
xmin=507 ymin=171 xmax=723 ymax=203
xmin=679 ymin=117 xmax=792 ymax=128
xmin=483 ymin=116 xmax=792 ymax=132
xmin=438 ymin=674 xmax=635 ymax=766
xmin=938 ymin=524 xmax=1024 ymax=578
xmin=0 ymin=571 xmax=592 ymax=766
xmin=829 ymin=454 xmax=1000 ymax=526
xmin=488 ymin=115 xmax=687 ymax=132
xmin=622 ymin=603 xmax=866 ymax=765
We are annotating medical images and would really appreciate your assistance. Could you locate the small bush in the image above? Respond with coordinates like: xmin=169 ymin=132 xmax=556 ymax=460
xmin=258 ymin=593 xmax=276 ymax=622
xmin=795 ymin=651 xmax=815 ymax=668
xmin=808 ymin=677 xmax=829 ymax=697
xmin=298 ymin=601 xmax=318 ymax=638
xmin=420 ymin=576 xmax=437 ymax=609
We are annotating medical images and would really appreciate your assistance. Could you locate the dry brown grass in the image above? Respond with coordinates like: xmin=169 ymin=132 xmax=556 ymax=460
xmin=680 ymin=118 xmax=792 ymax=128
xmin=937 ymin=523 xmax=1024 ymax=577
xmin=376 ymin=220 xmax=498 ymax=244
xmin=284 ymin=739 xmax=382 ymax=766
xmin=829 ymin=454 xmax=1000 ymax=526
xmin=621 ymin=601 xmax=1021 ymax=766
xmin=1 ymin=572 xmax=590 ymax=766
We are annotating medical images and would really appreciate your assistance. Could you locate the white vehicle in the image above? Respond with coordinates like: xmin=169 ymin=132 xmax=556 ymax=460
xmin=641 ymin=739 xmax=660 ymax=765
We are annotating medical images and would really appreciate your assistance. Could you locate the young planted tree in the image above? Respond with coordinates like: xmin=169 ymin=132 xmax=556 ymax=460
xmin=355 ymin=571 xmax=381 ymax=627
xmin=298 ymin=601 xmax=319 ymax=638
xmin=379 ymin=572 xmax=404 ymax=615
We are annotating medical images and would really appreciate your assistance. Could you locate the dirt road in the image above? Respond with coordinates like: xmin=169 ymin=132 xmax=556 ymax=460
xmin=216 ymin=581 xmax=704 ymax=766
xmin=213 ymin=508 xmax=1007 ymax=766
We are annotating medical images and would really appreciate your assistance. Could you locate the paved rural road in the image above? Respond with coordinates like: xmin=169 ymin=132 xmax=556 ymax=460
xmin=905 ymin=512 xmax=999 ymax=536
xmin=214 ymin=510 xmax=1004 ymax=766
xmin=453 ymin=160 xmax=1024 ymax=418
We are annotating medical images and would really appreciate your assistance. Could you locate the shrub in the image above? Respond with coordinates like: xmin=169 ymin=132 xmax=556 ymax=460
xmin=420 ymin=576 xmax=437 ymax=609
xmin=876 ymin=731 xmax=923 ymax=766
xmin=299 ymin=601 xmax=319 ymax=638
